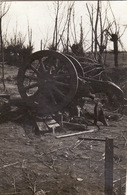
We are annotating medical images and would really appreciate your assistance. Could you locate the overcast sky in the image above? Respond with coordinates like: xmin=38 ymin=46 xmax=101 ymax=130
xmin=2 ymin=1 xmax=127 ymax=52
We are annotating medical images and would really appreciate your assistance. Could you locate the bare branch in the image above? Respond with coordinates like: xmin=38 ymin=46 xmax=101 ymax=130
xmin=0 ymin=2 xmax=11 ymax=18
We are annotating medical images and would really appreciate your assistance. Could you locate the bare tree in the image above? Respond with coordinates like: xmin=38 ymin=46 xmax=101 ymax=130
xmin=86 ymin=2 xmax=100 ymax=61
xmin=49 ymin=1 xmax=75 ymax=52
xmin=52 ymin=1 xmax=59 ymax=50
xmin=86 ymin=1 xmax=116 ymax=65
xmin=66 ymin=2 xmax=74 ymax=52
xmin=87 ymin=1 xmax=127 ymax=67
xmin=91 ymin=4 xmax=94 ymax=53
xmin=104 ymin=1 xmax=127 ymax=67
xmin=27 ymin=19 xmax=32 ymax=49
xmin=0 ymin=1 xmax=11 ymax=90
xmin=72 ymin=8 xmax=77 ymax=44
xmin=49 ymin=1 xmax=65 ymax=50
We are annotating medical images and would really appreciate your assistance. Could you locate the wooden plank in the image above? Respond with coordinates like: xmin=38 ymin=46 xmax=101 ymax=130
xmin=0 ymin=94 xmax=10 ymax=99
xmin=36 ymin=121 xmax=48 ymax=131
xmin=56 ymin=129 xmax=95 ymax=139
xmin=45 ymin=119 xmax=60 ymax=135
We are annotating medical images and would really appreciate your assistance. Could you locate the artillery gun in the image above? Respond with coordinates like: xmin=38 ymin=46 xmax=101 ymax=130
xmin=17 ymin=50 xmax=127 ymax=115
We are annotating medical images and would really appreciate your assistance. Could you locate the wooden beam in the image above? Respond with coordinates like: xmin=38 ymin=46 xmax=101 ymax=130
xmin=56 ymin=129 xmax=95 ymax=139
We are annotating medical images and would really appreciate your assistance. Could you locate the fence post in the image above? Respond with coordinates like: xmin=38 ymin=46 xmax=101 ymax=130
xmin=105 ymin=138 xmax=114 ymax=195
xmin=125 ymin=169 xmax=127 ymax=195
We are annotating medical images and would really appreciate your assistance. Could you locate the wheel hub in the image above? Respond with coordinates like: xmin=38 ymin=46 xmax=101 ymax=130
xmin=38 ymin=72 xmax=54 ymax=91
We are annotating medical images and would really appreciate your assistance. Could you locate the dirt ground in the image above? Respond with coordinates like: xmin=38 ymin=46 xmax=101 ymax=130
xmin=0 ymin=64 xmax=127 ymax=195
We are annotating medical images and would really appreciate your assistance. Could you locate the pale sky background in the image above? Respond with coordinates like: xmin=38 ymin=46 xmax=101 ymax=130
xmin=2 ymin=1 xmax=127 ymax=52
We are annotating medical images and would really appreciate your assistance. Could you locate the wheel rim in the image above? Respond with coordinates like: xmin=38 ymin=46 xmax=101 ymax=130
xmin=17 ymin=50 xmax=78 ymax=114
xmin=66 ymin=55 xmax=84 ymax=77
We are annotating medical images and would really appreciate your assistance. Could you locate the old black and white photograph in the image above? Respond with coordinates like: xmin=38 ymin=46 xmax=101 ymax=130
xmin=0 ymin=1 xmax=127 ymax=194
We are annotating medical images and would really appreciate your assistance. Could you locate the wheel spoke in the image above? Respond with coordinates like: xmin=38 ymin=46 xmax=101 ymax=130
xmin=53 ymin=73 xmax=70 ymax=80
xmin=53 ymin=86 xmax=65 ymax=98
xmin=43 ymin=56 xmax=57 ymax=74
xmin=25 ymin=75 xmax=37 ymax=81
xmin=48 ymin=90 xmax=57 ymax=105
xmin=54 ymin=62 xmax=63 ymax=74
xmin=24 ymin=82 xmax=38 ymax=90
xmin=39 ymin=59 xmax=47 ymax=72
xmin=37 ymin=95 xmax=47 ymax=106
xmin=54 ymin=81 xmax=70 ymax=88
xmin=30 ymin=65 xmax=40 ymax=76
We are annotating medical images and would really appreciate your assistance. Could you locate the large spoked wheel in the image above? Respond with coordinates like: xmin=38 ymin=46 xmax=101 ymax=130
xmin=17 ymin=50 xmax=78 ymax=114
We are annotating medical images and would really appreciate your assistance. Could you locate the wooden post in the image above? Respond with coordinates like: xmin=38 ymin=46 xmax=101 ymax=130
xmin=105 ymin=138 xmax=113 ymax=195
xmin=125 ymin=169 xmax=127 ymax=195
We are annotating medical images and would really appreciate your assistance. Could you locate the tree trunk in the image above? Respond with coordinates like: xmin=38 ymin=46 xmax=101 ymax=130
xmin=113 ymin=38 xmax=118 ymax=67
xmin=66 ymin=8 xmax=71 ymax=53
xmin=0 ymin=17 xmax=6 ymax=90
xmin=94 ymin=0 xmax=100 ymax=60
xmin=91 ymin=5 xmax=94 ymax=53
xmin=110 ymin=34 xmax=118 ymax=67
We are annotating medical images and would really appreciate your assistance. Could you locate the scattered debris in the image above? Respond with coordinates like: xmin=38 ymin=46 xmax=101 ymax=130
xmin=0 ymin=162 xmax=19 ymax=169
xmin=121 ymin=132 xmax=127 ymax=147
xmin=72 ymin=140 xmax=84 ymax=149
xmin=77 ymin=178 xmax=83 ymax=182
xmin=35 ymin=190 xmax=46 ymax=195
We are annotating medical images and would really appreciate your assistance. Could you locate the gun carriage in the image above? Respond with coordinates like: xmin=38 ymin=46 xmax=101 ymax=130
xmin=17 ymin=50 xmax=126 ymax=115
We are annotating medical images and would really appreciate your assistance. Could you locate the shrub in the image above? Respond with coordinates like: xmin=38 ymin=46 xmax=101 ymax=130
xmin=3 ymin=33 xmax=33 ymax=66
